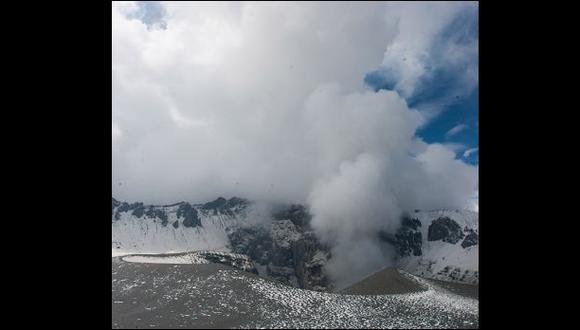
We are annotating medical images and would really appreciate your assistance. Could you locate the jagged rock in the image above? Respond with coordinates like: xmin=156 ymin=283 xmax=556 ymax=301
xmin=428 ymin=217 xmax=465 ymax=244
xmin=112 ymin=198 xmax=120 ymax=212
xmin=202 ymin=197 xmax=227 ymax=209
xmin=113 ymin=197 xmax=478 ymax=289
xmin=229 ymin=227 xmax=272 ymax=264
xmin=270 ymin=242 xmax=294 ymax=267
xmin=132 ymin=205 xmax=145 ymax=218
xmin=114 ymin=202 xmax=144 ymax=221
xmin=113 ymin=198 xmax=120 ymax=220
xmin=296 ymin=231 xmax=332 ymax=291
xmin=225 ymin=197 xmax=248 ymax=209
xmin=200 ymin=197 xmax=248 ymax=216
xmin=145 ymin=207 xmax=168 ymax=226
xmin=177 ymin=203 xmax=201 ymax=228
xmin=227 ymin=210 xmax=331 ymax=291
xmin=461 ymin=231 xmax=478 ymax=248
xmin=273 ymin=204 xmax=311 ymax=228
xmin=395 ymin=230 xmax=422 ymax=257
xmin=202 ymin=197 xmax=227 ymax=215
xmin=401 ymin=216 xmax=421 ymax=230
xmin=118 ymin=202 xmax=142 ymax=213
xmin=378 ymin=216 xmax=422 ymax=257
xmin=198 ymin=251 xmax=258 ymax=274
xmin=387 ymin=211 xmax=478 ymax=285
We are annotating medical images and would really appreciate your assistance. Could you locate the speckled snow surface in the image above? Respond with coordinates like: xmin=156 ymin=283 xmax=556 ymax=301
xmin=112 ymin=257 xmax=478 ymax=329
xmin=122 ymin=253 xmax=210 ymax=265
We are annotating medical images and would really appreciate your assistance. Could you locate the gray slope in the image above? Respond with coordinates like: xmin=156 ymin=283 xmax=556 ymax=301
xmin=340 ymin=267 xmax=425 ymax=295
xmin=112 ymin=258 xmax=478 ymax=328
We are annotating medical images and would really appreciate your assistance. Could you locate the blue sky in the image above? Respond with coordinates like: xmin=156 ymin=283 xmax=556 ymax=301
xmin=416 ymin=88 xmax=478 ymax=165
xmin=364 ymin=4 xmax=478 ymax=165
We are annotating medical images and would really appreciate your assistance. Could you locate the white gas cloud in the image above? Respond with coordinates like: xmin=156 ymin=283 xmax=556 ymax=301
xmin=112 ymin=1 xmax=478 ymax=286
xmin=379 ymin=1 xmax=478 ymax=113
xmin=445 ymin=124 xmax=469 ymax=139
xmin=463 ymin=147 xmax=478 ymax=158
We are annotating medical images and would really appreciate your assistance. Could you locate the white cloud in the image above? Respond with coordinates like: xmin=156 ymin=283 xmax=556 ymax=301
xmin=112 ymin=2 xmax=478 ymax=286
xmin=463 ymin=147 xmax=478 ymax=158
xmin=445 ymin=123 xmax=469 ymax=139
xmin=112 ymin=121 xmax=122 ymax=141
xmin=378 ymin=1 xmax=478 ymax=116
xmin=471 ymin=197 xmax=479 ymax=212
xmin=442 ymin=142 xmax=467 ymax=153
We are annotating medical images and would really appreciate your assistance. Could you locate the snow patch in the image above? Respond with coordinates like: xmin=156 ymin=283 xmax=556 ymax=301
xmin=122 ymin=254 xmax=210 ymax=264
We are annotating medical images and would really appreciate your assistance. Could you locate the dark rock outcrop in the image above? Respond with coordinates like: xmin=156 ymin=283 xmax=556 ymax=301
xmin=395 ymin=230 xmax=423 ymax=257
xmin=428 ymin=217 xmax=465 ymax=244
xmin=225 ymin=197 xmax=248 ymax=209
xmin=202 ymin=197 xmax=227 ymax=209
xmin=378 ymin=216 xmax=422 ymax=257
xmin=145 ymin=207 xmax=168 ymax=226
xmin=198 ymin=251 xmax=258 ymax=275
xmin=114 ymin=202 xmax=144 ymax=221
xmin=229 ymin=227 xmax=273 ymax=265
xmin=202 ymin=197 xmax=228 ymax=215
xmin=177 ymin=203 xmax=201 ymax=228
xmin=296 ymin=231 xmax=332 ymax=290
xmin=436 ymin=266 xmax=478 ymax=284
xmin=401 ymin=216 xmax=421 ymax=230
xmin=273 ymin=204 xmax=312 ymax=228
xmin=461 ymin=231 xmax=478 ymax=248
xmin=132 ymin=205 xmax=146 ymax=218
xmin=201 ymin=197 xmax=248 ymax=216
xmin=228 ymin=207 xmax=331 ymax=291
xmin=112 ymin=198 xmax=120 ymax=221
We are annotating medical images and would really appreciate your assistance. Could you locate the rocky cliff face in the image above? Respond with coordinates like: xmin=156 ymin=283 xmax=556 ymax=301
xmin=197 ymin=251 xmax=258 ymax=274
xmin=428 ymin=216 xmax=465 ymax=244
xmin=379 ymin=216 xmax=423 ymax=258
xmin=112 ymin=197 xmax=333 ymax=291
xmin=382 ymin=210 xmax=479 ymax=284
xmin=112 ymin=197 xmax=477 ymax=288
xmin=112 ymin=197 xmax=246 ymax=254
xmin=228 ymin=205 xmax=332 ymax=291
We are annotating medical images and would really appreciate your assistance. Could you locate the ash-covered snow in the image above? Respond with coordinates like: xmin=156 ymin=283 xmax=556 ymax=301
xmin=240 ymin=270 xmax=477 ymax=329
xmin=112 ymin=202 xmax=478 ymax=328
xmin=122 ymin=253 xmax=209 ymax=265
xmin=112 ymin=259 xmax=478 ymax=329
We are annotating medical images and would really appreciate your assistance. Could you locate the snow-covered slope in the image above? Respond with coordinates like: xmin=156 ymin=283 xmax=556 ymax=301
xmin=112 ymin=197 xmax=332 ymax=290
xmin=112 ymin=197 xmax=478 ymax=286
xmin=112 ymin=197 xmax=248 ymax=256
xmin=393 ymin=210 xmax=479 ymax=284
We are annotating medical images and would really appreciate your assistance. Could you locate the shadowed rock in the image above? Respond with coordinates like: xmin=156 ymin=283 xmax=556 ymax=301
xmin=177 ymin=203 xmax=201 ymax=228
xmin=428 ymin=217 xmax=464 ymax=244
xmin=145 ymin=207 xmax=168 ymax=226
xmin=461 ymin=231 xmax=478 ymax=248
xmin=378 ymin=215 xmax=422 ymax=257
